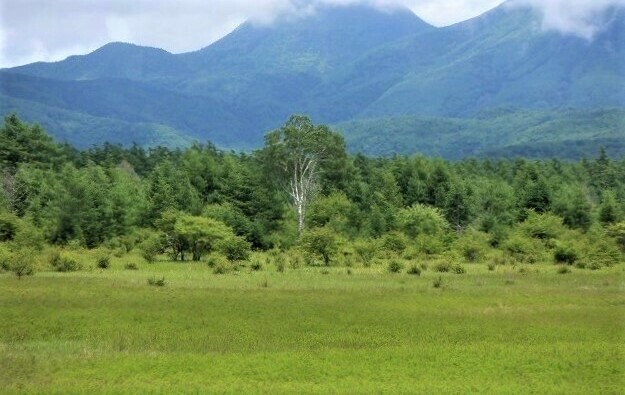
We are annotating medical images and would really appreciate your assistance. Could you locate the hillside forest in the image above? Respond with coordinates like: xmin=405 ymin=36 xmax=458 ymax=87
xmin=1 ymin=114 xmax=624 ymax=275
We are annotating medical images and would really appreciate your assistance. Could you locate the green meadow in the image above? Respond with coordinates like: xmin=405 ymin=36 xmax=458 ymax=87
xmin=1 ymin=256 xmax=623 ymax=394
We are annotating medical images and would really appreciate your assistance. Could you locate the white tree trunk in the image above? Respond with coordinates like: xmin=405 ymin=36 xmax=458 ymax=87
xmin=288 ymin=155 xmax=318 ymax=235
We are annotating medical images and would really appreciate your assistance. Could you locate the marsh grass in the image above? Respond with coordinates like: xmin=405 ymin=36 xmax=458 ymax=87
xmin=0 ymin=252 xmax=623 ymax=394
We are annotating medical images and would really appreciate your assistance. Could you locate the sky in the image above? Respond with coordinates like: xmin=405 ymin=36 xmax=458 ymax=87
xmin=0 ymin=0 xmax=623 ymax=68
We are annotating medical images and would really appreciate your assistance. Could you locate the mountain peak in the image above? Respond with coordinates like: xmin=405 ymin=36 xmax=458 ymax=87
xmin=193 ymin=2 xmax=432 ymax=71
xmin=91 ymin=42 xmax=171 ymax=56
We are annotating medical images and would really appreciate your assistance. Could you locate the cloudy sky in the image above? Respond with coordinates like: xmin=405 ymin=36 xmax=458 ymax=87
xmin=0 ymin=0 xmax=622 ymax=68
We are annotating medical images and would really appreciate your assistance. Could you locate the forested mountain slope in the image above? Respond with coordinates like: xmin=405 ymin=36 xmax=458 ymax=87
xmin=2 ymin=2 xmax=624 ymax=157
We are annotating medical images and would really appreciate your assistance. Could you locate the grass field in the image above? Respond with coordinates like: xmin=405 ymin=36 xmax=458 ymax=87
xmin=1 ymin=257 xmax=624 ymax=394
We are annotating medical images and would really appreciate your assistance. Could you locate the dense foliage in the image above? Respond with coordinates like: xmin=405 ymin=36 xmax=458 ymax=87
xmin=1 ymin=115 xmax=624 ymax=273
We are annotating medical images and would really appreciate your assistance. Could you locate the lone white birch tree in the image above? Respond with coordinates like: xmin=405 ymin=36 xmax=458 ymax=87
xmin=260 ymin=115 xmax=346 ymax=235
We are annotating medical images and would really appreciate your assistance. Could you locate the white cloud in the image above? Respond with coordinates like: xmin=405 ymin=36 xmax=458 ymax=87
xmin=508 ymin=0 xmax=625 ymax=39
xmin=0 ymin=0 xmax=622 ymax=68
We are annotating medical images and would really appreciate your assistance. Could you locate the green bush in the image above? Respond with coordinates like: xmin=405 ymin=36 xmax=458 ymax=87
xmin=502 ymin=234 xmax=542 ymax=264
xmin=354 ymin=239 xmax=378 ymax=266
xmin=554 ymin=247 xmax=578 ymax=265
xmin=387 ymin=260 xmax=403 ymax=273
xmin=434 ymin=262 xmax=452 ymax=273
xmin=218 ymin=236 xmax=251 ymax=262
xmin=0 ymin=245 xmax=11 ymax=271
xmin=607 ymin=222 xmax=625 ymax=251
xmin=407 ymin=265 xmax=421 ymax=276
xmin=208 ymin=254 xmax=231 ymax=274
xmin=452 ymin=264 xmax=466 ymax=274
xmin=416 ymin=235 xmax=446 ymax=255
xmin=250 ymin=260 xmax=263 ymax=271
xmin=487 ymin=262 xmax=496 ymax=271
xmin=124 ymin=262 xmax=138 ymax=270
xmin=588 ymin=262 xmax=602 ymax=271
xmin=301 ymin=227 xmax=338 ymax=266
xmin=454 ymin=230 xmax=489 ymax=262
xmin=147 ymin=277 xmax=166 ymax=286
xmin=381 ymin=232 xmax=408 ymax=255
xmin=398 ymin=204 xmax=449 ymax=238
xmin=519 ymin=212 xmax=565 ymax=240
xmin=0 ymin=212 xmax=18 ymax=242
xmin=275 ymin=256 xmax=286 ymax=273
xmin=11 ymin=250 xmax=35 ymax=279
xmin=140 ymin=235 xmax=162 ymax=263
xmin=574 ymin=261 xmax=587 ymax=269
xmin=96 ymin=256 xmax=110 ymax=269
xmin=433 ymin=276 xmax=443 ymax=288
xmin=290 ymin=255 xmax=302 ymax=269
xmin=50 ymin=253 xmax=81 ymax=272
xmin=557 ymin=266 xmax=571 ymax=274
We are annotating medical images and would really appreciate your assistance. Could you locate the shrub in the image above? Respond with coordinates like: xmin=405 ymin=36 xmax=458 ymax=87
xmin=276 ymin=258 xmax=286 ymax=273
xmin=433 ymin=276 xmax=443 ymax=288
xmin=454 ymin=230 xmax=489 ymax=262
xmin=557 ymin=266 xmax=571 ymax=274
xmin=0 ymin=213 xmax=18 ymax=242
xmin=346 ymin=268 xmax=353 ymax=275
xmin=50 ymin=253 xmax=81 ymax=272
xmin=381 ymin=232 xmax=408 ymax=255
xmin=250 ymin=260 xmax=263 ymax=271
xmin=11 ymin=251 xmax=35 ymax=279
xmin=502 ymin=234 xmax=541 ymax=264
xmin=588 ymin=262 xmax=602 ymax=271
xmin=487 ymin=263 xmax=496 ymax=271
xmin=420 ymin=263 xmax=428 ymax=271
xmin=321 ymin=268 xmax=330 ymax=275
xmin=0 ymin=245 xmax=12 ymax=271
xmin=290 ymin=255 xmax=302 ymax=269
xmin=124 ymin=262 xmax=138 ymax=270
xmin=574 ymin=261 xmax=587 ymax=269
xmin=142 ymin=249 xmax=156 ymax=263
xmin=607 ymin=222 xmax=625 ymax=251
xmin=463 ymin=246 xmax=482 ymax=262
xmin=354 ymin=240 xmax=377 ymax=266
xmin=147 ymin=277 xmax=166 ymax=286
xmin=434 ymin=262 xmax=452 ymax=273
xmin=96 ymin=256 xmax=111 ymax=269
xmin=388 ymin=260 xmax=404 ymax=273
xmin=407 ymin=265 xmax=421 ymax=276
xmin=301 ymin=227 xmax=338 ymax=266
xmin=519 ymin=212 xmax=565 ymax=240
xmin=416 ymin=235 xmax=446 ymax=255
xmin=218 ymin=236 xmax=251 ymax=262
xmin=13 ymin=261 xmax=34 ymax=278
xmin=554 ymin=247 xmax=578 ymax=265
xmin=209 ymin=254 xmax=231 ymax=274
xmin=140 ymin=235 xmax=162 ymax=263
xmin=452 ymin=264 xmax=466 ymax=274
xmin=398 ymin=204 xmax=449 ymax=238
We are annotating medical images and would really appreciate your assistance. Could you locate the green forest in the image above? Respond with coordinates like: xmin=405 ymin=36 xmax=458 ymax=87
xmin=1 ymin=113 xmax=624 ymax=274
xmin=1 ymin=113 xmax=624 ymax=393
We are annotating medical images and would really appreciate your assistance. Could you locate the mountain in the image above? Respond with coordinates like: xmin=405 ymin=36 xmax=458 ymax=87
xmin=1 ymin=2 xmax=624 ymax=157
xmin=9 ymin=42 xmax=188 ymax=81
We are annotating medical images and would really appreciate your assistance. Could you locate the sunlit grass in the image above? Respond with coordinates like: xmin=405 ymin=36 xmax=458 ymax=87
xmin=1 ymin=257 xmax=623 ymax=393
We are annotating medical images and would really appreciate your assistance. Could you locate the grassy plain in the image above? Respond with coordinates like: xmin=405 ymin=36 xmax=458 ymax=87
xmin=0 ymin=256 xmax=624 ymax=394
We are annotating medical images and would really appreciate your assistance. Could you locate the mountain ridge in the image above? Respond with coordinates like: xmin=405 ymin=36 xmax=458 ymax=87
xmin=1 ymin=2 xmax=624 ymax=158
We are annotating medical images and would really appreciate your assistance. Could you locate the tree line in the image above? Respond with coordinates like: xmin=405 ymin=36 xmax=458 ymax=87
xmin=1 ymin=113 xmax=624 ymax=271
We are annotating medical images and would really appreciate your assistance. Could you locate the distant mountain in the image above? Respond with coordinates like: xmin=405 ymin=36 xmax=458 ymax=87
xmin=2 ymin=2 xmax=624 ymax=157
xmin=9 ymin=42 xmax=188 ymax=81
xmin=338 ymin=108 xmax=625 ymax=159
